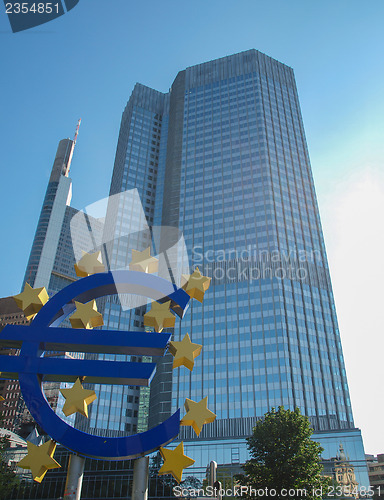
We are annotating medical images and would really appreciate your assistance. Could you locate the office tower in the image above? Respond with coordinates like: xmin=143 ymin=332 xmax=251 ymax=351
xmin=23 ymin=122 xmax=103 ymax=297
xmin=23 ymin=137 xmax=75 ymax=292
xmin=98 ymin=49 xmax=368 ymax=486
xmin=15 ymin=128 xmax=104 ymax=432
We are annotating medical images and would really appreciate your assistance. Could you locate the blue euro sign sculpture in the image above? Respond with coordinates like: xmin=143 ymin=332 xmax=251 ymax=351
xmin=0 ymin=271 xmax=190 ymax=460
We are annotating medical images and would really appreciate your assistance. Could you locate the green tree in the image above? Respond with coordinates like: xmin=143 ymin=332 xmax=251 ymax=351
xmin=149 ymin=452 xmax=177 ymax=498
xmin=180 ymin=475 xmax=202 ymax=490
xmin=0 ymin=425 xmax=19 ymax=499
xmin=235 ymin=407 xmax=331 ymax=499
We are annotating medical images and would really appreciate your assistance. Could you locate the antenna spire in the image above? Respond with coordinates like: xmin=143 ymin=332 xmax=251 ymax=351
xmin=65 ymin=119 xmax=81 ymax=177
xmin=73 ymin=118 xmax=81 ymax=145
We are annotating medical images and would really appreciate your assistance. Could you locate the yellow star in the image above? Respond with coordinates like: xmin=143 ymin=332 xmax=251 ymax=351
xmin=13 ymin=283 xmax=49 ymax=320
xmin=129 ymin=247 xmax=159 ymax=273
xmin=18 ymin=439 xmax=61 ymax=483
xmin=180 ymin=397 xmax=216 ymax=436
xmin=74 ymin=251 xmax=105 ymax=277
xmin=158 ymin=442 xmax=195 ymax=483
xmin=60 ymin=378 xmax=97 ymax=417
xmin=168 ymin=333 xmax=202 ymax=371
xmin=182 ymin=267 xmax=211 ymax=302
xmin=69 ymin=300 xmax=104 ymax=329
xmin=143 ymin=301 xmax=175 ymax=332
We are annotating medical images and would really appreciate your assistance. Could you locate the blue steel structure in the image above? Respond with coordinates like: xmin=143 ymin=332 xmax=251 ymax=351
xmin=0 ymin=271 xmax=190 ymax=460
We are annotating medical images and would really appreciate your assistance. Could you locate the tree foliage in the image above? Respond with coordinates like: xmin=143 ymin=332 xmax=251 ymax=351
xmin=149 ymin=452 xmax=177 ymax=498
xmin=0 ymin=421 xmax=19 ymax=499
xmin=235 ymin=407 xmax=330 ymax=499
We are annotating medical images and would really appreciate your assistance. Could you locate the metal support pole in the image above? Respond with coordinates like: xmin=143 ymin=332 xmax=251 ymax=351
xmin=63 ymin=453 xmax=85 ymax=500
xmin=210 ymin=461 xmax=222 ymax=500
xmin=131 ymin=456 xmax=149 ymax=500
xmin=210 ymin=460 xmax=217 ymax=487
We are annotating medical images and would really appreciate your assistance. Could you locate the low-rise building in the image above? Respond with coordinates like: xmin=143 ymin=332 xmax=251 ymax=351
xmin=0 ymin=297 xmax=29 ymax=431
xmin=366 ymin=454 xmax=384 ymax=498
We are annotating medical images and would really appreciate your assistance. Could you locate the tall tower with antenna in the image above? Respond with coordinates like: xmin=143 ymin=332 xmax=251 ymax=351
xmin=22 ymin=120 xmax=95 ymax=295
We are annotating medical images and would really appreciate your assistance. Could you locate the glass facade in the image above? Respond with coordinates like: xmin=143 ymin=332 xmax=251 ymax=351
xmin=79 ymin=85 xmax=167 ymax=436
xmin=23 ymin=139 xmax=74 ymax=293
xmin=23 ymin=137 xmax=104 ymax=296
xmin=17 ymin=50 xmax=368 ymax=492
xmin=21 ymin=136 xmax=104 ymax=429
xmin=100 ymin=49 xmax=367 ymax=485
xmin=166 ymin=51 xmax=352 ymax=433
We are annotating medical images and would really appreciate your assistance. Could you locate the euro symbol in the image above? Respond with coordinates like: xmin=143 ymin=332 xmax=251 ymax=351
xmin=0 ymin=270 xmax=190 ymax=459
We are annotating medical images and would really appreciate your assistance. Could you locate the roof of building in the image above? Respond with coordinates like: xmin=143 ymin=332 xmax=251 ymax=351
xmin=0 ymin=428 xmax=27 ymax=448
xmin=0 ymin=296 xmax=23 ymax=316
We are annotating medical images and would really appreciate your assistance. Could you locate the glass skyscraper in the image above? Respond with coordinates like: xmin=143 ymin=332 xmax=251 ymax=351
xmin=21 ymin=132 xmax=104 ymax=430
xmin=84 ymin=50 xmax=368 ymax=485
xmin=24 ymin=138 xmax=75 ymax=292
xmin=23 ymin=135 xmax=103 ymax=296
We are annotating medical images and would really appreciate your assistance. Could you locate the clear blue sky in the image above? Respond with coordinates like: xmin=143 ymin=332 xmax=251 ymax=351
xmin=0 ymin=0 xmax=383 ymax=453
xmin=0 ymin=0 xmax=382 ymax=296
